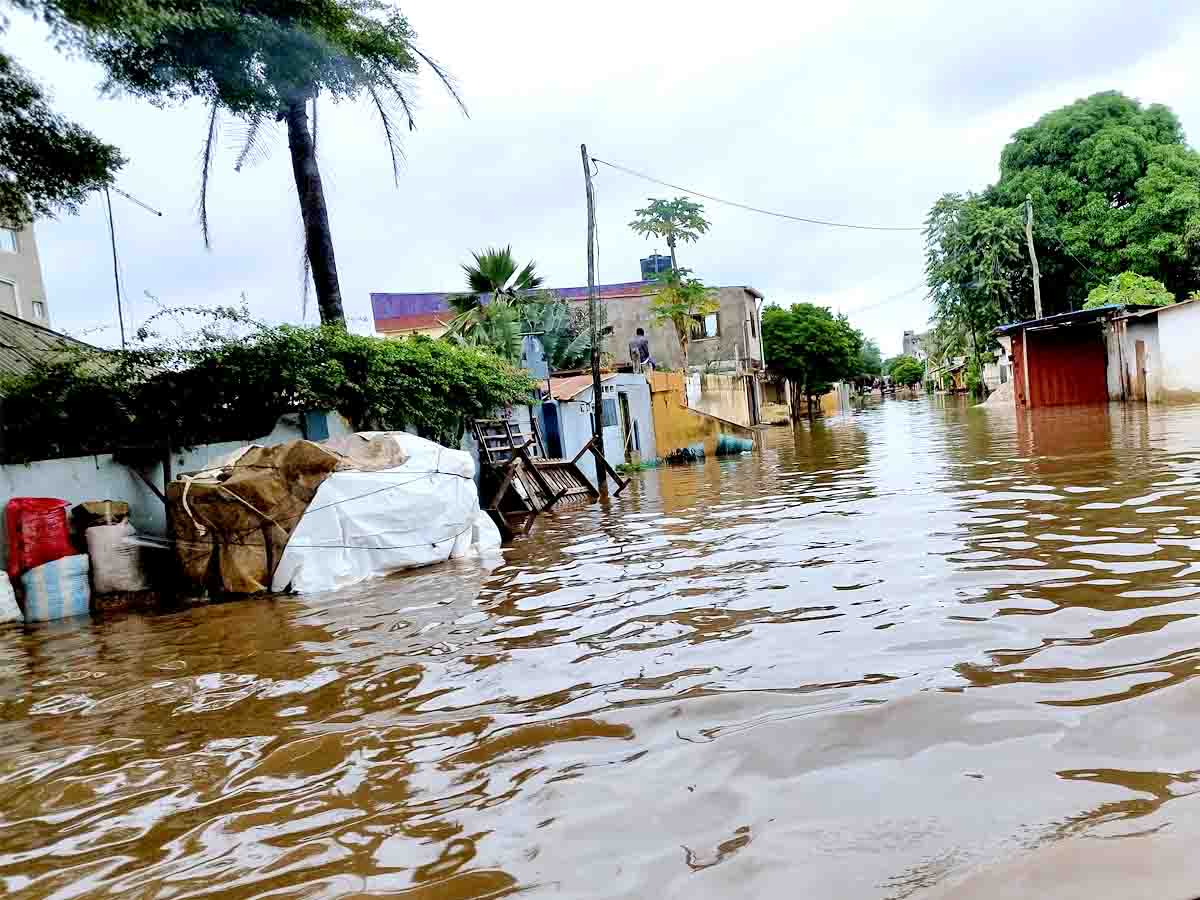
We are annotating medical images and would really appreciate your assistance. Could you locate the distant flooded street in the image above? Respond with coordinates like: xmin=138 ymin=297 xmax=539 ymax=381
xmin=7 ymin=397 xmax=1200 ymax=898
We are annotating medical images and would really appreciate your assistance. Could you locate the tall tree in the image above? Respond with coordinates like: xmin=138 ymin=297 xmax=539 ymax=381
xmin=649 ymin=268 xmax=718 ymax=372
xmin=762 ymin=303 xmax=859 ymax=419
xmin=989 ymin=91 xmax=1200 ymax=310
xmin=857 ymin=337 xmax=883 ymax=378
xmin=629 ymin=197 xmax=711 ymax=271
xmin=924 ymin=193 xmax=1024 ymax=390
xmin=0 ymin=52 xmax=124 ymax=226
xmin=887 ymin=355 xmax=924 ymax=387
xmin=24 ymin=0 xmax=466 ymax=328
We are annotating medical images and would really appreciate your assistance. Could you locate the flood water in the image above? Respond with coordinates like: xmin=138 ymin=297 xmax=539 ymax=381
xmin=7 ymin=397 xmax=1200 ymax=898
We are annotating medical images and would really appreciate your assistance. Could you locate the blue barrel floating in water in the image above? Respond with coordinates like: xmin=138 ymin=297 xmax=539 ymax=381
xmin=716 ymin=434 xmax=754 ymax=456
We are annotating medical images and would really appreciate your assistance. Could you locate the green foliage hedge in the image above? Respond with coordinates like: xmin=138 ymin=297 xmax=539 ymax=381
xmin=0 ymin=323 xmax=534 ymax=462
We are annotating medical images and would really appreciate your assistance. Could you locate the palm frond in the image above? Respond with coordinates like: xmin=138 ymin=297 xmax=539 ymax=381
xmin=199 ymin=102 xmax=220 ymax=249
xmin=515 ymin=259 xmax=544 ymax=291
xmin=372 ymin=65 xmax=418 ymax=132
xmin=365 ymin=81 xmax=402 ymax=187
xmin=410 ymin=45 xmax=469 ymax=118
xmin=448 ymin=292 xmax=483 ymax=315
xmin=231 ymin=110 xmax=274 ymax=172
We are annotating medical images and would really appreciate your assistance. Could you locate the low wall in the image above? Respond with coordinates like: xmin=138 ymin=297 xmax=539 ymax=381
xmin=0 ymin=412 xmax=353 ymax=569
xmin=648 ymin=372 xmax=755 ymax=458
xmin=690 ymin=373 xmax=755 ymax=426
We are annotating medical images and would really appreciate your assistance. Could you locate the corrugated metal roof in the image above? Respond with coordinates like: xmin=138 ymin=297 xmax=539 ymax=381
xmin=0 ymin=310 xmax=95 ymax=382
xmin=1113 ymin=297 xmax=1200 ymax=321
xmin=994 ymin=305 xmax=1122 ymax=335
xmin=549 ymin=373 xmax=614 ymax=401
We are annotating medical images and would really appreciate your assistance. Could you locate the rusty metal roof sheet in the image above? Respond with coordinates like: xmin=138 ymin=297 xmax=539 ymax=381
xmin=0 ymin=310 xmax=96 ymax=383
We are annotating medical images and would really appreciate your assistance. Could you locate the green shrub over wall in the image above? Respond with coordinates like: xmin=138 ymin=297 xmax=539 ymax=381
xmin=0 ymin=319 xmax=533 ymax=463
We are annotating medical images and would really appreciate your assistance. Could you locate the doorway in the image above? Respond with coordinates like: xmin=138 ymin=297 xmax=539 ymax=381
xmin=618 ymin=392 xmax=635 ymax=462
xmin=1133 ymin=339 xmax=1147 ymax=402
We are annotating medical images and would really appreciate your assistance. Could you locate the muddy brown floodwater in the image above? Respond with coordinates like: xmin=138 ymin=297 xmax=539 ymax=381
xmin=8 ymin=398 xmax=1200 ymax=899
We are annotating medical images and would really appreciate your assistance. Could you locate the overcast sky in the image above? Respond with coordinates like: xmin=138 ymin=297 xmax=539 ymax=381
xmin=6 ymin=0 xmax=1200 ymax=354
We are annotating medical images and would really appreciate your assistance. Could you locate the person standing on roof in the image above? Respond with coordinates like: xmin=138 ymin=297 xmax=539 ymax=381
xmin=629 ymin=327 xmax=655 ymax=372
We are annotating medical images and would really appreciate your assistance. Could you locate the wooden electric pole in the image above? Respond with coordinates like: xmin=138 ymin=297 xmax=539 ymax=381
xmin=581 ymin=143 xmax=607 ymax=497
xmin=1024 ymin=193 xmax=1043 ymax=320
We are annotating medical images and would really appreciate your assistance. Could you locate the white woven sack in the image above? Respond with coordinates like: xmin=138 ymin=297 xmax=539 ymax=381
xmin=86 ymin=522 xmax=149 ymax=594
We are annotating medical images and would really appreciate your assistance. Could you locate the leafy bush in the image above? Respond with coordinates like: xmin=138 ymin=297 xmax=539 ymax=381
xmin=0 ymin=316 xmax=533 ymax=462
xmin=1083 ymin=272 xmax=1175 ymax=309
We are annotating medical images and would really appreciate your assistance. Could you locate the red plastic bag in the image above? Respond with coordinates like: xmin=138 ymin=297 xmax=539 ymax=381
xmin=6 ymin=498 xmax=73 ymax=580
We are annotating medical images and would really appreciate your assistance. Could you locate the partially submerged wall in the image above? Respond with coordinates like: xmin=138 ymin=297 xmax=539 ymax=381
xmin=647 ymin=371 xmax=755 ymax=458
xmin=0 ymin=412 xmax=353 ymax=569
xmin=690 ymin=373 xmax=758 ymax=427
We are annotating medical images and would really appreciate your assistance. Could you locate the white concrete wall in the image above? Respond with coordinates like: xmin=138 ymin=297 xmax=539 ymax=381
xmin=1155 ymin=302 xmax=1200 ymax=400
xmin=556 ymin=375 xmax=655 ymax=483
xmin=0 ymin=411 xmax=353 ymax=568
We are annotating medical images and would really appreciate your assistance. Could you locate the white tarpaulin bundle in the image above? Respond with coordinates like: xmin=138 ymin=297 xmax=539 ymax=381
xmin=271 ymin=432 xmax=501 ymax=594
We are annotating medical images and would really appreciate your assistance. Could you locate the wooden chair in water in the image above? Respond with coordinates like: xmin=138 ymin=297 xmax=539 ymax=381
xmin=473 ymin=417 xmax=628 ymax=537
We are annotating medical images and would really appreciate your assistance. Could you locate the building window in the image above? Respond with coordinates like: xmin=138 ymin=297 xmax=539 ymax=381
xmin=32 ymin=301 xmax=45 ymax=319
xmin=750 ymin=313 xmax=757 ymax=338
xmin=0 ymin=228 xmax=17 ymax=253
xmin=692 ymin=312 xmax=719 ymax=339
xmin=601 ymin=398 xmax=619 ymax=427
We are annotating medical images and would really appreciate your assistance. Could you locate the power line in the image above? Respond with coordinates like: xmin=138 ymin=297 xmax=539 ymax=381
xmin=591 ymin=157 xmax=923 ymax=232
xmin=842 ymin=282 xmax=929 ymax=315
xmin=1041 ymin=227 xmax=1102 ymax=285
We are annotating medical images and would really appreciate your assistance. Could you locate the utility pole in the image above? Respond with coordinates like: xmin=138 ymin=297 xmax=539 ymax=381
xmin=1024 ymin=193 xmax=1043 ymax=320
xmin=104 ymin=188 xmax=126 ymax=350
xmin=103 ymin=185 xmax=163 ymax=351
xmin=581 ymin=143 xmax=607 ymax=497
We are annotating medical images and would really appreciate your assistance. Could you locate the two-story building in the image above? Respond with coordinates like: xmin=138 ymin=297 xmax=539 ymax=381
xmin=0 ymin=223 xmax=50 ymax=324
xmin=371 ymin=276 xmax=767 ymax=426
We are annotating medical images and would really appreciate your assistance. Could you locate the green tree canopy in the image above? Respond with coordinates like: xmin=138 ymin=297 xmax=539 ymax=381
xmin=629 ymin=197 xmax=711 ymax=271
xmin=0 ymin=52 xmax=124 ymax=226
xmin=21 ymin=0 xmax=465 ymax=327
xmin=925 ymin=192 xmax=1024 ymax=383
xmin=988 ymin=91 xmax=1200 ymax=311
xmin=888 ymin=355 xmax=924 ymax=386
xmin=1082 ymin=271 xmax=1175 ymax=309
xmin=762 ymin=302 xmax=860 ymax=416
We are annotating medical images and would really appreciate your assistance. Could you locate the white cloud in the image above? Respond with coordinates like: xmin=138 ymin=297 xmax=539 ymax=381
xmin=5 ymin=0 xmax=1200 ymax=355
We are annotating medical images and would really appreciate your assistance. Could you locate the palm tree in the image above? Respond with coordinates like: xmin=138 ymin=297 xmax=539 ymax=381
xmin=444 ymin=247 xmax=545 ymax=358
xmin=451 ymin=246 xmax=544 ymax=314
xmin=43 ymin=1 xmax=466 ymax=328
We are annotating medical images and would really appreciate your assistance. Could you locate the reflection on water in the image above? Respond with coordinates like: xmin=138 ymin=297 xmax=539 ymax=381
xmin=7 ymin=398 xmax=1200 ymax=897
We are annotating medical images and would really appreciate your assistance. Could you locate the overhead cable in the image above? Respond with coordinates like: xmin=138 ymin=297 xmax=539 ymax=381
xmin=591 ymin=157 xmax=923 ymax=232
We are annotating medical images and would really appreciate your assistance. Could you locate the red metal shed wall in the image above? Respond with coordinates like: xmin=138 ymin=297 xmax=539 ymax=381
xmin=1026 ymin=325 xmax=1108 ymax=407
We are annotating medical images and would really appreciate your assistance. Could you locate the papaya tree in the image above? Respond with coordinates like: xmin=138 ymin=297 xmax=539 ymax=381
xmin=649 ymin=268 xmax=718 ymax=371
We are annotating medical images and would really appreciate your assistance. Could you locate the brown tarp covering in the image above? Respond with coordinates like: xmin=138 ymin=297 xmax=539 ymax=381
xmin=166 ymin=436 xmax=408 ymax=594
